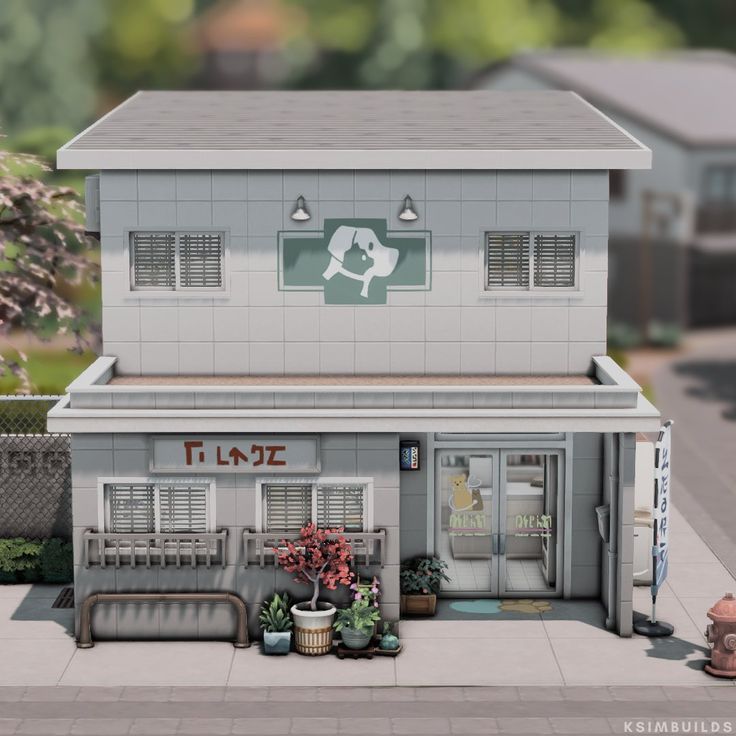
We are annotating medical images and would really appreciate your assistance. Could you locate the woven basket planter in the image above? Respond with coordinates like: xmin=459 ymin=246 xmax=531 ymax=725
xmin=291 ymin=602 xmax=336 ymax=656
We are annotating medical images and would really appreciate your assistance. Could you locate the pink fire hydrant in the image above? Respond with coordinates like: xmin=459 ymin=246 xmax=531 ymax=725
xmin=705 ymin=592 xmax=736 ymax=678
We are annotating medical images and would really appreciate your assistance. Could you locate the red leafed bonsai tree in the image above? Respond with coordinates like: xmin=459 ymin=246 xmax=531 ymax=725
xmin=273 ymin=523 xmax=354 ymax=611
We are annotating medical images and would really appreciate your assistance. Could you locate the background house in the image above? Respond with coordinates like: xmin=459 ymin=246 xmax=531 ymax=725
xmin=476 ymin=50 xmax=736 ymax=337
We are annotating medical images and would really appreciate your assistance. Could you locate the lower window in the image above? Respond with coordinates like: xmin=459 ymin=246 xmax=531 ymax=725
xmin=101 ymin=478 xmax=215 ymax=534
xmin=258 ymin=478 xmax=373 ymax=534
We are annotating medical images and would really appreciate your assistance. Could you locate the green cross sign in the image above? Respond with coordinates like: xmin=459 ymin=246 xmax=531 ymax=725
xmin=278 ymin=218 xmax=432 ymax=305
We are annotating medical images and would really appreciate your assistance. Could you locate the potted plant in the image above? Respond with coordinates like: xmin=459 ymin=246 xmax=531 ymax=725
xmin=258 ymin=592 xmax=293 ymax=655
xmin=273 ymin=523 xmax=354 ymax=656
xmin=334 ymin=599 xmax=382 ymax=650
xmin=400 ymin=557 xmax=450 ymax=616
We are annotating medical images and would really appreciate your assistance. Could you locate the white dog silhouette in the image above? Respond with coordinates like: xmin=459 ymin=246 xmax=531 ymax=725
xmin=322 ymin=225 xmax=399 ymax=298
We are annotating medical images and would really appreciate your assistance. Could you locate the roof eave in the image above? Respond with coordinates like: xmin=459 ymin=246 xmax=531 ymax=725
xmin=56 ymin=147 xmax=651 ymax=171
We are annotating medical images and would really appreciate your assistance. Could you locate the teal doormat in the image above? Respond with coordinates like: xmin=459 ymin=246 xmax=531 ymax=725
xmin=448 ymin=599 xmax=554 ymax=615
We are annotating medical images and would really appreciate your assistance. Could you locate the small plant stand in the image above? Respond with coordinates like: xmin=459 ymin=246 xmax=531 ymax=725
xmin=336 ymin=643 xmax=374 ymax=660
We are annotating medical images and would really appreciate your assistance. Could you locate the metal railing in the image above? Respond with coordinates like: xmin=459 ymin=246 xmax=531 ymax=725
xmin=242 ymin=528 xmax=386 ymax=568
xmin=82 ymin=528 xmax=228 ymax=569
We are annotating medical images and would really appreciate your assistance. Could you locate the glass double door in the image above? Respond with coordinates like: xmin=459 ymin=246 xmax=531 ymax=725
xmin=436 ymin=448 xmax=561 ymax=597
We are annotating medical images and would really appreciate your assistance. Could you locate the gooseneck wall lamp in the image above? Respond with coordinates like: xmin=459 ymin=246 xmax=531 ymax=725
xmin=291 ymin=195 xmax=311 ymax=221
xmin=398 ymin=195 xmax=418 ymax=221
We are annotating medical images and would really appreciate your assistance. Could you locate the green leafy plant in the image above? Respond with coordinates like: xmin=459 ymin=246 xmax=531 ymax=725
xmin=258 ymin=592 xmax=293 ymax=633
xmin=333 ymin=599 xmax=381 ymax=635
xmin=400 ymin=557 xmax=450 ymax=595
xmin=0 ymin=537 xmax=73 ymax=583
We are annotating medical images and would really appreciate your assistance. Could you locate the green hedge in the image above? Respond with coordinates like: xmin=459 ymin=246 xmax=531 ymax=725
xmin=0 ymin=538 xmax=73 ymax=584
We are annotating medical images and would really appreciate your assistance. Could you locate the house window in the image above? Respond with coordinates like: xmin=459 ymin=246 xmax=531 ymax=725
xmin=130 ymin=231 xmax=224 ymax=291
xmin=103 ymin=480 xmax=214 ymax=533
xmin=484 ymin=231 xmax=578 ymax=292
xmin=260 ymin=480 xmax=371 ymax=534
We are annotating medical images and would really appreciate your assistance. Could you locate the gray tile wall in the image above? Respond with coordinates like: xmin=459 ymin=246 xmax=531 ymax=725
xmin=570 ymin=433 xmax=604 ymax=597
xmin=71 ymin=432 xmax=400 ymax=641
xmin=98 ymin=169 xmax=608 ymax=376
xmin=398 ymin=434 xmax=430 ymax=562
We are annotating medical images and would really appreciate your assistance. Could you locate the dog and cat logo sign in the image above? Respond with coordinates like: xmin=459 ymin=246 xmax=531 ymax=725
xmin=278 ymin=218 xmax=432 ymax=305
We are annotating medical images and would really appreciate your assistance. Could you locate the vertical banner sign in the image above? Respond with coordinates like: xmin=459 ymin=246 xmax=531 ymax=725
xmin=651 ymin=420 xmax=673 ymax=596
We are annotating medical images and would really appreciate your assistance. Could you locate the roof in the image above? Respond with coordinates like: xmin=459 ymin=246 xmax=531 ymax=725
xmin=56 ymin=90 xmax=650 ymax=170
xmin=491 ymin=51 xmax=736 ymax=147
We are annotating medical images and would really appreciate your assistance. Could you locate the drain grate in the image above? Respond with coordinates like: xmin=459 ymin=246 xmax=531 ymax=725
xmin=52 ymin=586 xmax=74 ymax=609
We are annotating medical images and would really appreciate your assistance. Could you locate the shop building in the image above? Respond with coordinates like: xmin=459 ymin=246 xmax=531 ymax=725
xmin=49 ymin=90 xmax=659 ymax=640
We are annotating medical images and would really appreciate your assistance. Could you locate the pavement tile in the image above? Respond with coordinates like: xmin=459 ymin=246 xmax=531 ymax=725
xmin=705 ymin=686 xmax=736 ymax=700
xmin=22 ymin=687 xmax=79 ymax=702
xmin=0 ymin=688 xmax=26 ymax=702
xmin=561 ymin=687 xmax=614 ymax=701
xmin=176 ymin=717 xmax=232 ymax=734
xmin=70 ymin=718 xmax=133 ymax=735
xmin=224 ymin=687 xmax=269 ymax=701
xmin=662 ymin=686 xmax=714 ymax=701
xmin=266 ymin=687 xmax=318 ymax=701
xmin=390 ymin=717 xmax=452 ymax=734
xmin=449 ymin=717 xmax=499 ymax=734
xmin=496 ymin=717 xmax=553 ymax=734
xmin=16 ymin=719 xmax=73 ymax=735
xmin=0 ymin=640 xmax=76 ymax=686
xmin=463 ymin=686 xmax=519 ymax=701
xmin=0 ymin=720 xmax=20 ymax=736
xmin=337 ymin=717 xmax=392 ymax=734
xmin=129 ymin=718 xmax=180 ymax=735
xmin=75 ymin=687 xmax=125 ymax=702
xmin=517 ymin=686 xmax=564 ymax=700
xmin=371 ymin=688 xmax=416 ymax=701
xmin=414 ymin=687 xmax=465 ymax=701
xmin=608 ymin=686 xmax=668 ymax=701
xmin=122 ymin=687 xmax=172 ymax=702
xmin=168 ymin=687 xmax=225 ymax=702
xmin=317 ymin=687 xmax=372 ymax=701
xmin=549 ymin=716 xmax=612 ymax=733
xmin=290 ymin=717 xmax=339 ymax=734
xmin=231 ymin=717 xmax=291 ymax=734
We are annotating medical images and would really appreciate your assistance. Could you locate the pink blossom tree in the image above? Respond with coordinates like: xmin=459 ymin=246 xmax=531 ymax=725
xmin=273 ymin=523 xmax=354 ymax=611
xmin=0 ymin=135 xmax=99 ymax=392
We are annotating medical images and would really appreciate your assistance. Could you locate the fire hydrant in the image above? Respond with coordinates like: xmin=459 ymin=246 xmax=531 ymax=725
xmin=705 ymin=592 xmax=736 ymax=677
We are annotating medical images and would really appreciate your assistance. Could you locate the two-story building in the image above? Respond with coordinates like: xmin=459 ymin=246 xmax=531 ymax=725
xmin=49 ymin=90 xmax=659 ymax=642
xmin=477 ymin=50 xmax=736 ymax=330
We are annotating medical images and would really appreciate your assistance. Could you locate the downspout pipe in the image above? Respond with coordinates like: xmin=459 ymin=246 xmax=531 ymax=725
xmin=604 ymin=433 xmax=619 ymax=631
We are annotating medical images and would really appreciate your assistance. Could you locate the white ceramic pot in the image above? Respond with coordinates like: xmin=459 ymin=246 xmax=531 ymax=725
xmin=291 ymin=602 xmax=336 ymax=656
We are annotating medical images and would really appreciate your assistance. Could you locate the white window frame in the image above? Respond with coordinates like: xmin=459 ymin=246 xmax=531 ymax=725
xmin=255 ymin=477 xmax=374 ymax=534
xmin=97 ymin=477 xmax=217 ymax=534
xmin=480 ymin=229 xmax=581 ymax=297
xmin=126 ymin=228 xmax=229 ymax=295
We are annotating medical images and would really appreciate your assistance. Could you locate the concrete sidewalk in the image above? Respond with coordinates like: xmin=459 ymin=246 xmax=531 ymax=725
xmin=1 ymin=503 xmax=734 ymax=688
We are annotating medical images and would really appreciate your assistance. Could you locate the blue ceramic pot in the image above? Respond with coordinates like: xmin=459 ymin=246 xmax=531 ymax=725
xmin=340 ymin=627 xmax=372 ymax=650
xmin=263 ymin=630 xmax=292 ymax=655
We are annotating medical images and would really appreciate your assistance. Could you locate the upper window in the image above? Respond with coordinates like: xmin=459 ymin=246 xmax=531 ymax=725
xmin=702 ymin=166 xmax=736 ymax=204
xmin=260 ymin=480 xmax=370 ymax=534
xmin=484 ymin=231 xmax=577 ymax=292
xmin=130 ymin=231 xmax=224 ymax=291
xmin=103 ymin=480 xmax=213 ymax=534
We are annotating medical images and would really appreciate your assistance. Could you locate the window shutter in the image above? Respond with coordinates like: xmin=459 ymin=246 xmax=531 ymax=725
xmin=316 ymin=484 xmax=365 ymax=532
xmin=131 ymin=232 xmax=176 ymax=289
xmin=159 ymin=484 xmax=209 ymax=533
xmin=107 ymin=484 xmax=155 ymax=533
xmin=533 ymin=234 xmax=576 ymax=288
xmin=179 ymin=233 xmax=223 ymax=288
xmin=264 ymin=484 xmax=312 ymax=533
xmin=486 ymin=232 xmax=530 ymax=288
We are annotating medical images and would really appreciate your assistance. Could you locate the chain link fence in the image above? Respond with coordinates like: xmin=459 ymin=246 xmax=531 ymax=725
xmin=0 ymin=396 xmax=71 ymax=540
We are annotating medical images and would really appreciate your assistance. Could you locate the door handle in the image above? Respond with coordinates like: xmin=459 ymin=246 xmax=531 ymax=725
xmin=499 ymin=534 xmax=506 ymax=556
xmin=492 ymin=533 xmax=499 ymax=555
